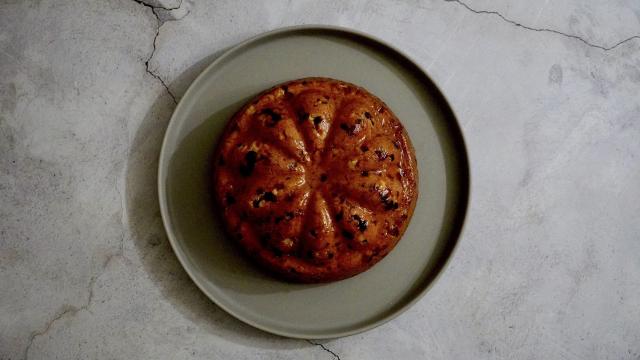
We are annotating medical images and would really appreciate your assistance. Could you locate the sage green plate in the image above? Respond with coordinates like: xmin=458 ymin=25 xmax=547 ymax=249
xmin=158 ymin=25 xmax=469 ymax=339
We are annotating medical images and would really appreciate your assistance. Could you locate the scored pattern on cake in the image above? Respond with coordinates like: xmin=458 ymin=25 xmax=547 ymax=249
xmin=213 ymin=78 xmax=418 ymax=282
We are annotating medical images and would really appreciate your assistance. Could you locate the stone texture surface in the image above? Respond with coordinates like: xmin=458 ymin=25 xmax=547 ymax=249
xmin=1 ymin=0 xmax=640 ymax=359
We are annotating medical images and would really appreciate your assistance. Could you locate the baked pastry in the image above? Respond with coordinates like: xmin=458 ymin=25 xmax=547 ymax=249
xmin=213 ymin=78 xmax=418 ymax=282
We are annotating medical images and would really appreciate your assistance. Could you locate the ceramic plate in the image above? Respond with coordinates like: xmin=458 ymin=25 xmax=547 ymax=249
xmin=158 ymin=25 xmax=469 ymax=339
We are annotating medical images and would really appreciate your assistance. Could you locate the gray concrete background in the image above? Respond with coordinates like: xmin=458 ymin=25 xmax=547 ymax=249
xmin=1 ymin=0 xmax=639 ymax=359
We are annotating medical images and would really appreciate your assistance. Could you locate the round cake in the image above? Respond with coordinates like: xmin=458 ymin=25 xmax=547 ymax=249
xmin=212 ymin=77 xmax=418 ymax=282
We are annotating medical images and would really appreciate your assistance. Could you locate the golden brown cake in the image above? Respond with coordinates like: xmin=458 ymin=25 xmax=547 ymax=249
xmin=212 ymin=77 xmax=418 ymax=282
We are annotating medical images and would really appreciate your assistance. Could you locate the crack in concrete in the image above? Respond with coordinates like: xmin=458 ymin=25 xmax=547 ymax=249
xmin=307 ymin=340 xmax=341 ymax=360
xmin=22 ymin=253 xmax=122 ymax=360
xmin=133 ymin=0 xmax=190 ymax=104
xmin=133 ymin=0 xmax=182 ymax=12
xmin=23 ymin=307 xmax=77 ymax=360
xmin=445 ymin=0 xmax=640 ymax=51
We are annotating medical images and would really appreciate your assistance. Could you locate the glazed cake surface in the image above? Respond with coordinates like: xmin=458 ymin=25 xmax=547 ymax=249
xmin=213 ymin=77 xmax=418 ymax=282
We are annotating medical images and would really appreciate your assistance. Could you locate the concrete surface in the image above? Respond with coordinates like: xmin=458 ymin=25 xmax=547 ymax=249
xmin=1 ymin=0 xmax=640 ymax=359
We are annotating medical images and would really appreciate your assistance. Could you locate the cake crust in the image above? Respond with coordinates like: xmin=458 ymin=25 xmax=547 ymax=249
xmin=213 ymin=77 xmax=418 ymax=282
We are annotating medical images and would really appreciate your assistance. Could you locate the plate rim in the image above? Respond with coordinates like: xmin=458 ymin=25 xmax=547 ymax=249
xmin=157 ymin=24 xmax=471 ymax=339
